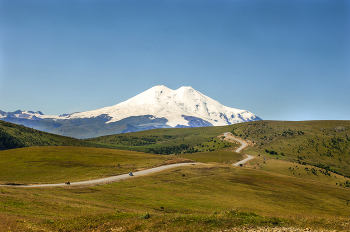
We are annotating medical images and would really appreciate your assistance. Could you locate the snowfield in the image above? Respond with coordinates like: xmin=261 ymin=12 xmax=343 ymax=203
xmin=64 ymin=85 xmax=260 ymax=127
xmin=0 ymin=85 xmax=261 ymax=138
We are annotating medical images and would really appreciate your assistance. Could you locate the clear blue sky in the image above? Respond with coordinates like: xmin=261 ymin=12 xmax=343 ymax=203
xmin=0 ymin=0 xmax=349 ymax=121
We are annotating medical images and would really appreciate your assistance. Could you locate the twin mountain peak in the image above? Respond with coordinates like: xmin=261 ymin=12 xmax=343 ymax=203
xmin=0 ymin=85 xmax=262 ymax=138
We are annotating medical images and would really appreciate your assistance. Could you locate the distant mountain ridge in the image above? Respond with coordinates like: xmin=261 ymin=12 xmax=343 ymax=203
xmin=0 ymin=85 xmax=262 ymax=138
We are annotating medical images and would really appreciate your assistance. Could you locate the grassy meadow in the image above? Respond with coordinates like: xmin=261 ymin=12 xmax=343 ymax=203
xmin=85 ymin=125 xmax=237 ymax=154
xmin=0 ymin=146 xmax=178 ymax=185
xmin=1 ymin=164 xmax=350 ymax=231
xmin=0 ymin=120 xmax=115 ymax=150
xmin=0 ymin=120 xmax=88 ymax=149
xmin=178 ymin=145 xmax=242 ymax=163
xmin=1 ymin=120 xmax=350 ymax=231
xmin=229 ymin=120 xmax=350 ymax=179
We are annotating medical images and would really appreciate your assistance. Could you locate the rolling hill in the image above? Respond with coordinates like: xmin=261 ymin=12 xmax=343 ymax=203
xmin=229 ymin=120 xmax=350 ymax=178
xmin=0 ymin=120 xmax=98 ymax=150
xmin=1 ymin=120 xmax=350 ymax=231
xmin=86 ymin=120 xmax=350 ymax=183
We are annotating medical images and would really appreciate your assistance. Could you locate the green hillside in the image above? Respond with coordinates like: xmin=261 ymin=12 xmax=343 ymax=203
xmin=230 ymin=120 xmax=350 ymax=178
xmin=85 ymin=125 xmax=237 ymax=154
xmin=1 ymin=164 xmax=349 ymax=231
xmin=1 ymin=120 xmax=350 ymax=231
xmin=87 ymin=120 xmax=350 ymax=184
xmin=0 ymin=146 xmax=180 ymax=185
xmin=0 ymin=120 xmax=107 ymax=150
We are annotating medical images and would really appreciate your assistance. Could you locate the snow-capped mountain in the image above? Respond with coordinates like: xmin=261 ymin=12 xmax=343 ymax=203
xmin=0 ymin=85 xmax=262 ymax=138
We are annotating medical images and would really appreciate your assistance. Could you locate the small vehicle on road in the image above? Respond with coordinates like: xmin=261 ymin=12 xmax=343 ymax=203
xmin=129 ymin=172 xmax=134 ymax=176
xmin=65 ymin=181 xmax=70 ymax=185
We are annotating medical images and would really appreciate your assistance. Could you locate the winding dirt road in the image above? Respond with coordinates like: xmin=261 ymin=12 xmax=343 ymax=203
xmin=223 ymin=132 xmax=254 ymax=166
xmin=0 ymin=132 xmax=253 ymax=188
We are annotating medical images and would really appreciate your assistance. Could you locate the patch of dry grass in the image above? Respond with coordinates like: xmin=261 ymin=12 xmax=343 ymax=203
xmin=0 ymin=146 xmax=173 ymax=184
xmin=1 ymin=164 xmax=349 ymax=231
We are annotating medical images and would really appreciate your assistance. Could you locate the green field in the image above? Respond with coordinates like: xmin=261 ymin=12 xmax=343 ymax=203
xmin=0 ymin=120 xmax=112 ymax=150
xmin=0 ymin=143 xmax=243 ymax=185
xmin=0 ymin=146 xmax=173 ymax=185
xmin=178 ymin=146 xmax=241 ymax=163
xmin=1 ymin=164 xmax=349 ymax=231
xmin=85 ymin=126 xmax=237 ymax=153
xmin=0 ymin=120 xmax=350 ymax=231
xmin=230 ymin=120 xmax=350 ymax=178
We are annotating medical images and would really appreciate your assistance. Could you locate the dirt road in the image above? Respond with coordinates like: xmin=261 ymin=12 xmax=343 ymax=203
xmin=0 ymin=132 xmax=253 ymax=188
xmin=3 ymin=162 xmax=197 ymax=188
xmin=223 ymin=132 xmax=254 ymax=166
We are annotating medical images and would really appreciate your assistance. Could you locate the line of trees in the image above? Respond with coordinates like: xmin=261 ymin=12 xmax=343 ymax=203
xmin=146 ymin=144 xmax=190 ymax=155
xmin=0 ymin=128 xmax=25 ymax=150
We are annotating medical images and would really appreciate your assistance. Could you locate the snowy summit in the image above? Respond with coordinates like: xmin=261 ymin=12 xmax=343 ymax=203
xmin=0 ymin=85 xmax=262 ymax=138
xmin=68 ymin=85 xmax=260 ymax=127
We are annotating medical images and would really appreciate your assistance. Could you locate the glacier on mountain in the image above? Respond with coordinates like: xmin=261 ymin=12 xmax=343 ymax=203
xmin=65 ymin=85 xmax=260 ymax=127
xmin=0 ymin=85 xmax=262 ymax=138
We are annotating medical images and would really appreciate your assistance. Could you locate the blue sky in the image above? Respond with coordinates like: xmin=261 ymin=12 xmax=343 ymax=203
xmin=0 ymin=0 xmax=349 ymax=121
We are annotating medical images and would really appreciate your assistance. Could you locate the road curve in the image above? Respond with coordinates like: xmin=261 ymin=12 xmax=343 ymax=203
xmin=0 ymin=132 xmax=253 ymax=188
xmin=0 ymin=163 xmax=197 ymax=188
xmin=232 ymin=155 xmax=254 ymax=167
xmin=223 ymin=132 xmax=254 ymax=166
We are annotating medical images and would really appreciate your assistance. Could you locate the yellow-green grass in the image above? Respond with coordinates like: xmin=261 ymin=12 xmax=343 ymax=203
xmin=0 ymin=120 xmax=100 ymax=150
xmin=0 ymin=146 xmax=174 ymax=184
xmin=85 ymin=125 xmax=238 ymax=153
xmin=1 ymin=165 xmax=350 ymax=231
xmin=247 ymin=154 xmax=350 ymax=187
xmin=230 ymin=120 xmax=350 ymax=177
xmin=0 ymin=145 xmax=244 ymax=185
xmin=192 ymin=137 xmax=234 ymax=152
xmin=178 ymin=146 xmax=242 ymax=163
xmin=2 ymin=120 xmax=350 ymax=231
